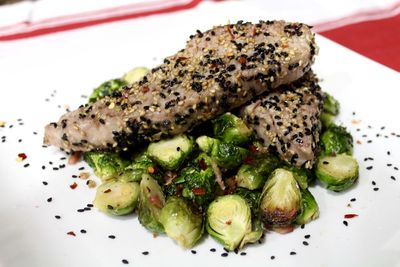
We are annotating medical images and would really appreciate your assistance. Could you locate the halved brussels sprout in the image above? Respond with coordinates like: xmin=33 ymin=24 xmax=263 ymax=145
xmin=196 ymin=136 xmax=248 ymax=169
xmin=83 ymin=151 xmax=129 ymax=181
xmin=259 ymin=168 xmax=301 ymax=227
xmin=88 ymin=78 xmax=127 ymax=103
xmin=159 ymin=197 xmax=203 ymax=248
xmin=123 ymin=67 xmax=149 ymax=84
xmin=295 ymin=189 xmax=319 ymax=225
xmin=212 ymin=112 xmax=252 ymax=146
xmin=138 ymin=174 xmax=166 ymax=233
xmin=206 ymin=195 xmax=261 ymax=250
xmin=322 ymin=92 xmax=340 ymax=115
xmin=236 ymin=155 xmax=281 ymax=190
xmin=316 ymin=154 xmax=359 ymax=192
xmin=148 ymin=135 xmax=193 ymax=170
xmin=320 ymin=124 xmax=353 ymax=156
xmin=93 ymin=180 xmax=140 ymax=216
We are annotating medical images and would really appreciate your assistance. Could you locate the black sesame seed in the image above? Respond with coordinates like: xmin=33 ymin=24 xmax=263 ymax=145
xmin=221 ymin=253 xmax=228 ymax=257
xmin=142 ymin=251 xmax=149 ymax=255
xmin=24 ymin=163 xmax=30 ymax=168
xmin=322 ymin=161 xmax=329 ymax=165
xmin=391 ymin=176 xmax=396 ymax=181
xmin=343 ymin=220 xmax=348 ymax=226
xmin=303 ymin=241 xmax=309 ymax=246
xmin=191 ymin=250 xmax=197 ymax=254
xmin=270 ymin=256 xmax=275 ymax=260
xmin=108 ymin=235 xmax=116 ymax=239
xmin=372 ymin=181 xmax=376 ymax=185
xmin=47 ymin=197 xmax=52 ymax=202
xmin=87 ymin=204 xmax=94 ymax=207
xmin=84 ymin=207 xmax=91 ymax=211
xmin=122 ymin=259 xmax=129 ymax=264
xmin=395 ymin=167 xmax=399 ymax=170
xmin=300 ymin=224 xmax=305 ymax=229
xmin=240 ymin=252 xmax=246 ymax=256
xmin=290 ymin=251 xmax=296 ymax=255
xmin=366 ymin=166 xmax=373 ymax=170
xmin=80 ymin=229 xmax=87 ymax=234
xmin=55 ymin=215 xmax=61 ymax=219
xmin=72 ymin=175 xmax=77 ymax=178
xmin=210 ymin=248 xmax=216 ymax=252
xmin=387 ymin=151 xmax=391 ymax=155
xmin=77 ymin=209 xmax=85 ymax=213
xmin=42 ymin=181 xmax=48 ymax=185
xmin=79 ymin=167 xmax=85 ymax=170
xmin=350 ymin=198 xmax=356 ymax=202
xmin=304 ymin=234 xmax=310 ymax=239
xmin=53 ymin=167 xmax=59 ymax=171
xmin=373 ymin=187 xmax=379 ymax=191
xmin=387 ymin=163 xmax=393 ymax=166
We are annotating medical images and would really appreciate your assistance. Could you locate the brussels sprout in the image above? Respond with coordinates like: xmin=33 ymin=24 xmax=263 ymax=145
xmin=259 ymin=168 xmax=301 ymax=226
xmin=295 ymin=189 xmax=319 ymax=225
xmin=88 ymin=78 xmax=127 ymax=103
xmin=323 ymin=92 xmax=340 ymax=115
xmin=121 ymin=153 xmax=160 ymax=183
xmin=148 ymin=135 xmax=194 ymax=170
xmin=212 ymin=112 xmax=252 ymax=145
xmin=236 ymin=155 xmax=281 ymax=190
xmin=93 ymin=180 xmax=140 ymax=216
xmin=320 ymin=125 xmax=353 ymax=156
xmin=235 ymin=188 xmax=261 ymax=217
xmin=138 ymin=174 xmax=166 ymax=233
xmin=316 ymin=154 xmax=359 ymax=192
xmin=206 ymin=195 xmax=261 ymax=250
xmin=84 ymin=151 xmax=130 ymax=181
xmin=320 ymin=112 xmax=335 ymax=128
xmin=196 ymin=136 xmax=248 ymax=169
xmin=123 ymin=67 xmax=149 ymax=84
xmin=159 ymin=197 xmax=203 ymax=248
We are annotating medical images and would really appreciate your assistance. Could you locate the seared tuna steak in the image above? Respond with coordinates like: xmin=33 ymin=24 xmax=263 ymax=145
xmin=242 ymin=71 xmax=323 ymax=168
xmin=44 ymin=20 xmax=317 ymax=152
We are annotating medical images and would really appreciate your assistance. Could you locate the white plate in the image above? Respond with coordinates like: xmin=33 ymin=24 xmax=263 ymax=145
xmin=1 ymin=3 xmax=400 ymax=267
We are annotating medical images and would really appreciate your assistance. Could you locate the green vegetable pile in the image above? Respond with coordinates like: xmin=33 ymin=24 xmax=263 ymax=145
xmin=84 ymin=69 xmax=359 ymax=250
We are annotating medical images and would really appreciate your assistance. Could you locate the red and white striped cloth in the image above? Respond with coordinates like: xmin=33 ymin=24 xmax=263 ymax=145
xmin=0 ymin=0 xmax=399 ymax=71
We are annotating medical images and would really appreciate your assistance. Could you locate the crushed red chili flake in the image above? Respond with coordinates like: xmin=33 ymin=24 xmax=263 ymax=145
xmin=175 ymin=184 xmax=183 ymax=197
xmin=103 ymin=189 xmax=112 ymax=193
xmin=344 ymin=214 xmax=358 ymax=219
xmin=18 ymin=153 xmax=27 ymax=160
xmin=192 ymin=187 xmax=206 ymax=196
xmin=249 ymin=144 xmax=258 ymax=153
xmin=67 ymin=231 xmax=76 ymax=237
xmin=68 ymin=151 xmax=81 ymax=165
xmin=243 ymin=156 xmax=253 ymax=165
xmin=225 ymin=220 xmax=232 ymax=225
xmin=69 ymin=182 xmax=78 ymax=190
xmin=143 ymin=86 xmax=150 ymax=93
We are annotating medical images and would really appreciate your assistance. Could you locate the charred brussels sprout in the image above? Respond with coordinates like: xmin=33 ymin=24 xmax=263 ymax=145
xmin=121 ymin=153 xmax=160 ymax=183
xmin=212 ymin=112 xmax=252 ymax=145
xmin=93 ymin=180 xmax=140 ymax=216
xmin=236 ymin=155 xmax=281 ymax=190
xmin=295 ymin=189 xmax=319 ymax=225
xmin=84 ymin=151 xmax=129 ymax=181
xmin=196 ymin=136 xmax=248 ymax=169
xmin=148 ymin=135 xmax=194 ymax=170
xmin=88 ymin=78 xmax=127 ymax=103
xmin=316 ymin=154 xmax=359 ymax=192
xmin=123 ymin=67 xmax=149 ymax=84
xmin=320 ymin=125 xmax=353 ymax=156
xmin=206 ymin=195 xmax=262 ymax=250
xmin=323 ymin=92 xmax=340 ymax=115
xmin=138 ymin=174 xmax=166 ymax=233
xmin=159 ymin=197 xmax=203 ymax=248
xmin=259 ymin=168 xmax=301 ymax=227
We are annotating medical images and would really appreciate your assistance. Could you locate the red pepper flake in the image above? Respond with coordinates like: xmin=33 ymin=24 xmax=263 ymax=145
xmin=243 ymin=156 xmax=253 ymax=165
xmin=198 ymin=159 xmax=208 ymax=170
xmin=252 ymin=25 xmax=257 ymax=36
xmin=249 ymin=144 xmax=258 ymax=153
xmin=356 ymin=140 xmax=362 ymax=145
xmin=178 ymin=56 xmax=188 ymax=61
xmin=143 ymin=86 xmax=150 ymax=93
xmin=67 ymin=231 xmax=76 ymax=237
xmin=147 ymin=166 xmax=156 ymax=174
xmin=18 ymin=153 xmax=27 ymax=160
xmin=69 ymin=182 xmax=78 ymax=190
xmin=225 ymin=220 xmax=232 ymax=225
xmin=344 ymin=214 xmax=358 ymax=219
xmin=68 ymin=151 xmax=81 ymax=165
xmin=226 ymin=25 xmax=235 ymax=39
xmin=192 ymin=187 xmax=206 ymax=196
xmin=103 ymin=188 xmax=112 ymax=193
xmin=175 ymin=184 xmax=183 ymax=197
xmin=238 ymin=56 xmax=247 ymax=64
xmin=351 ymin=119 xmax=361 ymax=125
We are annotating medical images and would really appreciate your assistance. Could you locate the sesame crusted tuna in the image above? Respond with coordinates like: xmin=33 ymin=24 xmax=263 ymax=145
xmin=241 ymin=71 xmax=323 ymax=168
xmin=44 ymin=20 xmax=317 ymax=152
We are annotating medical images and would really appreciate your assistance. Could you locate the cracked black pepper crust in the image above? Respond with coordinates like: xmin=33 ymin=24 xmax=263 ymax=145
xmin=44 ymin=20 xmax=317 ymax=152
xmin=241 ymin=71 xmax=323 ymax=168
